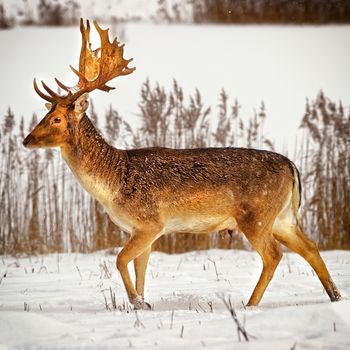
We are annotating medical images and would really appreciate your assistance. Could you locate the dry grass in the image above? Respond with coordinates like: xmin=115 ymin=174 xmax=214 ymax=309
xmin=299 ymin=92 xmax=350 ymax=249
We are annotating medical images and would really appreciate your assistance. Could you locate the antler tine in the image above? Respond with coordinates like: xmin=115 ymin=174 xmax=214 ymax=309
xmin=41 ymin=81 xmax=64 ymax=101
xmin=33 ymin=79 xmax=56 ymax=103
xmin=93 ymin=19 xmax=105 ymax=37
xmin=121 ymin=58 xmax=136 ymax=76
xmin=97 ymin=84 xmax=115 ymax=92
xmin=69 ymin=65 xmax=89 ymax=84
xmin=80 ymin=18 xmax=90 ymax=38
xmin=54 ymin=78 xmax=71 ymax=92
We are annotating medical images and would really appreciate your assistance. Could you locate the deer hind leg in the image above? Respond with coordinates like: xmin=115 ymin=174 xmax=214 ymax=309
xmin=273 ymin=223 xmax=341 ymax=302
xmin=245 ymin=233 xmax=283 ymax=306
xmin=237 ymin=205 xmax=283 ymax=306
xmin=116 ymin=229 xmax=158 ymax=310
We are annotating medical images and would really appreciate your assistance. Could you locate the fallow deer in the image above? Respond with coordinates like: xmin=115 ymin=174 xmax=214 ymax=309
xmin=23 ymin=19 xmax=341 ymax=309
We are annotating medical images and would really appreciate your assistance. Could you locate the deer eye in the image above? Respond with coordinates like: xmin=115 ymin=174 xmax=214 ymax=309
xmin=53 ymin=117 xmax=61 ymax=124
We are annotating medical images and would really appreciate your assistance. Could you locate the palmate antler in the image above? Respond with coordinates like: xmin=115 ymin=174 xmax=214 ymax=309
xmin=34 ymin=19 xmax=135 ymax=105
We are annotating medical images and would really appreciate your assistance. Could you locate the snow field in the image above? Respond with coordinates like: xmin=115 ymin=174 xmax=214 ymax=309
xmin=0 ymin=249 xmax=349 ymax=349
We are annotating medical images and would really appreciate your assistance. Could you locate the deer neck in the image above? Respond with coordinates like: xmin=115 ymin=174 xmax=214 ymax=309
xmin=61 ymin=115 xmax=126 ymax=204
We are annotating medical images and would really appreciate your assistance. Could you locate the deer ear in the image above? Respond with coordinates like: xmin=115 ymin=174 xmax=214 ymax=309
xmin=73 ymin=93 xmax=89 ymax=117
xmin=45 ymin=103 xmax=52 ymax=111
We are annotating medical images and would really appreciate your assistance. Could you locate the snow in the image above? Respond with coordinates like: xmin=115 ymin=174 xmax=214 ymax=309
xmin=1 ymin=24 xmax=350 ymax=151
xmin=0 ymin=249 xmax=349 ymax=349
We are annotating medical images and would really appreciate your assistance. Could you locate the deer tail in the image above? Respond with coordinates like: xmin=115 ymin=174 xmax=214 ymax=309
xmin=290 ymin=161 xmax=302 ymax=228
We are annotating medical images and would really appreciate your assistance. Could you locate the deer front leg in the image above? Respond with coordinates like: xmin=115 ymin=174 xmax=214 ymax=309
xmin=134 ymin=246 xmax=152 ymax=298
xmin=116 ymin=229 xmax=158 ymax=310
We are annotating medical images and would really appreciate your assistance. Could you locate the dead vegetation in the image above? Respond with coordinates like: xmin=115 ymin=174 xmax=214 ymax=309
xmin=299 ymin=91 xmax=350 ymax=249
xmin=217 ymin=294 xmax=250 ymax=342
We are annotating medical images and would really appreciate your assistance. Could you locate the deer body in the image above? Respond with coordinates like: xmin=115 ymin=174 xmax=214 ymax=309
xmin=61 ymin=115 xmax=293 ymax=238
xmin=23 ymin=19 xmax=341 ymax=309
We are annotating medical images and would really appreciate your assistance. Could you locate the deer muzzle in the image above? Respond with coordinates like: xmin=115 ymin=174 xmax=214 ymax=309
xmin=23 ymin=134 xmax=36 ymax=148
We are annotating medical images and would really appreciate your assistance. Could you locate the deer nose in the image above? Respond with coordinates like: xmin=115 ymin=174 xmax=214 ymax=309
xmin=23 ymin=134 xmax=33 ymax=147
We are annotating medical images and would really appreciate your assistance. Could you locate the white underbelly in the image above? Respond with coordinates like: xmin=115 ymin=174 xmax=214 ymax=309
xmin=104 ymin=210 xmax=237 ymax=236
xmin=162 ymin=216 xmax=237 ymax=235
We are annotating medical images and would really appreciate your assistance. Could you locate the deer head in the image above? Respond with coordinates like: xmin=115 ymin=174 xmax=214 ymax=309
xmin=23 ymin=19 xmax=135 ymax=149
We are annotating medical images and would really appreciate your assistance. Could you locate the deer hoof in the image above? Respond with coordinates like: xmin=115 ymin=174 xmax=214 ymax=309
xmin=327 ymin=279 xmax=342 ymax=302
xmin=131 ymin=296 xmax=152 ymax=310
xmin=330 ymin=290 xmax=342 ymax=302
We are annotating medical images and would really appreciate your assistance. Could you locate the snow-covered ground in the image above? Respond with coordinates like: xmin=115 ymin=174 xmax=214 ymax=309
xmin=1 ymin=23 xmax=349 ymax=151
xmin=0 ymin=249 xmax=349 ymax=349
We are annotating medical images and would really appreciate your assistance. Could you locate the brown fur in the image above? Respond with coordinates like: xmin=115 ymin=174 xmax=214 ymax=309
xmin=23 ymin=101 xmax=341 ymax=309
